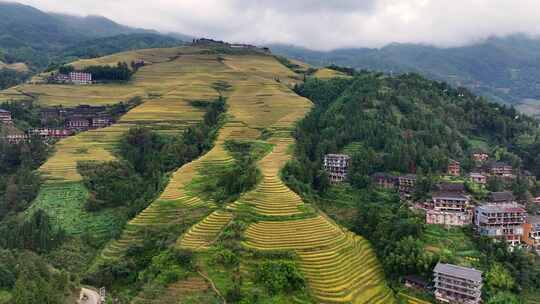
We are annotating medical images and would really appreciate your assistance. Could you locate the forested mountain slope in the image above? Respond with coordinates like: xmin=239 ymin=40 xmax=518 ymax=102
xmin=271 ymin=35 xmax=540 ymax=117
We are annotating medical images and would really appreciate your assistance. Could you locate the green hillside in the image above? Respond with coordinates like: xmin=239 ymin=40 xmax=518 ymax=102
xmin=271 ymin=35 xmax=540 ymax=117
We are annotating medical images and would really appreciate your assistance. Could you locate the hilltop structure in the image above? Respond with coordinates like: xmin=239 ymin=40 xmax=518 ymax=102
xmin=433 ymin=262 xmax=483 ymax=304
xmin=426 ymin=192 xmax=472 ymax=226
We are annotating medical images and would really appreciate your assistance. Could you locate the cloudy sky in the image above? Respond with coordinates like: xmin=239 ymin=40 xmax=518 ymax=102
xmin=16 ymin=0 xmax=540 ymax=50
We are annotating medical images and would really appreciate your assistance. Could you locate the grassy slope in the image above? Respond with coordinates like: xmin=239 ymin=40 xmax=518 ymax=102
xmin=1 ymin=47 xmax=397 ymax=303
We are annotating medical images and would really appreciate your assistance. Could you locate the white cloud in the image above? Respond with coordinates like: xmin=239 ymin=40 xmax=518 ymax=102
xmin=14 ymin=0 xmax=540 ymax=50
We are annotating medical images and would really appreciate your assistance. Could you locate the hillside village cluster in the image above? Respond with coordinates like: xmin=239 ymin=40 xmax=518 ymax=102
xmin=324 ymin=151 xmax=540 ymax=304
xmin=0 ymin=105 xmax=113 ymax=143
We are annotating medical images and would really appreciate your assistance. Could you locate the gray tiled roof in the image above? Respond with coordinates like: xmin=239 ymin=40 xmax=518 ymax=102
xmin=0 ymin=109 xmax=9 ymax=113
xmin=434 ymin=263 xmax=482 ymax=282
xmin=489 ymin=191 xmax=514 ymax=202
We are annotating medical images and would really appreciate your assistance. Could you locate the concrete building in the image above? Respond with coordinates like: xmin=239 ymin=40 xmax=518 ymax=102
xmin=0 ymin=109 xmax=12 ymax=124
xmin=69 ymin=72 xmax=92 ymax=85
xmin=433 ymin=263 xmax=482 ymax=304
xmin=398 ymin=174 xmax=417 ymax=194
xmin=323 ymin=154 xmax=351 ymax=183
xmin=372 ymin=173 xmax=396 ymax=189
xmin=426 ymin=192 xmax=472 ymax=226
xmin=469 ymin=173 xmax=487 ymax=185
xmin=448 ymin=159 xmax=461 ymax=176
xmin=474 ymin=203 xmax=527 ymax=246
xmin=522 ymin=216 xmax=540 ymax=255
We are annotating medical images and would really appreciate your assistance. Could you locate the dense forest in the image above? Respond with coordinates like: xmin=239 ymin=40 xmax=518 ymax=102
xmin=284 ymin=71 xmax=540 ymax=303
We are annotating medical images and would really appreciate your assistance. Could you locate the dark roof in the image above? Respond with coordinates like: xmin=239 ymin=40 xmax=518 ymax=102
xmin=477 ymin=203 xmax=526 ymax=214
xmin=528 ymin=215 xmax=540 ymax=225
xmin=433 ymin=191 xmax=468 ymax=200
xmin=0 ymin=109 xmax=10 ymax=113
xmin=489 ymin=161 xmax=511 ymax=168
xmin=399 ymin=174 xmax=417 ymax=180
xmin=489 ymin=191 xmax=514 ymax=202
xmin=434 ymin=263 xmax=482 ymax=282
xmin=403 ymin=275 xmax=428 ymax=287
xmin=372 ymin=172 xmax=396 ymax=179
xmin=437 ymin=182 xmax=465 ymax=192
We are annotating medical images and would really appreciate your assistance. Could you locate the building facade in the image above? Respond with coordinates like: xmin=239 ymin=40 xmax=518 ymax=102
xmin=323 ymin=154 xmax=351 ymax=183
xmin=489 ymin=162 xmax=513 ymax=177
xmin=522 ymin=216 xmax=540 ymax=255
xmin=474 ymin=203 xmax=527 ymax=246
xmin=433 ymin=263 xmax=483 ymax=304
xmin=472 ymin=152 xmax=489 ymax=163
xmin=0 ymin=109 xmax=12 ymax=124
xmin=372 ymin=173 xmax=396 ymax=189
xmin=69 ymin=72 xmax=92 ymax=84
xmin=469 ymin=173 xmax=487 ymax=185
xmin=398 ymin=174 xmax=417 ymax=194
xmin=447 ymin=160 xmax=461 ymax=176
xmin=426 ymin=192 xmax=472 ymax=226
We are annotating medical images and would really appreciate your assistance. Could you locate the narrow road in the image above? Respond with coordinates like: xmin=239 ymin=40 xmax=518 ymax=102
xmin=77 ymin=288 xmax=100 ymax=304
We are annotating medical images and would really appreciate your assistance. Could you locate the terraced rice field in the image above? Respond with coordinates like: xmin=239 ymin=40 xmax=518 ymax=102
xmin=132 ymin=275 xmax=215 ymax=304
xmin=178 ymin=210 xmax=233 ymax=251
xmin=312 ymin=68 xmax=350 ymax=79
xmin=5 ymin=46 xmax=396 ymax=302
xmin=398 ymin=293 xmax=433 ymax=304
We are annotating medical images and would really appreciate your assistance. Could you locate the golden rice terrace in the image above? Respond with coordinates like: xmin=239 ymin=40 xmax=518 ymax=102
xmin=1 ymin=46 xmax=396 ymax=303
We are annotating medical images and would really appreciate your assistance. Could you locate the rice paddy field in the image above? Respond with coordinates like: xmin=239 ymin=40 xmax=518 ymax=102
xmin=1 ymin=46 xmax=396 ymax=303
xmin=312 ymin=68 xmax=350 ymax=79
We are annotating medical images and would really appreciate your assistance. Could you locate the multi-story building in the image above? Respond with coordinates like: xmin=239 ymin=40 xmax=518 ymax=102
xmin=398 ymin=174 xmax=417 ymax=194
xmin=489 ymin=191 xmax=515 ymax=204
xmin=323 ymin=154 xmax=351 ymax=183
xmin=66 ymin=116 xmax=91 ymax=130
xmin=426 ymin=192 xmax=472 ymax=226
xmin=472 ymin=151 xmax=489 ymax=163
xmin=28 ymin=128 xmax=72 ymax=139
xmin=469 ymin=173 xmax=487 ymax=185
xmin=92 ymin=116 xmax=112 ymax=128
xmin=69 ymin=72 xmax=92 ymax=85
xmin=522 ymin=216 xmax=540 ymax=255
xmin=372 ymin=173 xmax=396 ymax=189
xmin=474 ymin=203 xmax=527 ymax=246
xmin=448 ymin=159 xmax=461 ymax=176
xmin=0 ymin=109 xmax=12 ymax=124
xmin=433 ymin=262 xmax=483 ymax=304
xmin=488 ymin=162 xmax=513 ymax=177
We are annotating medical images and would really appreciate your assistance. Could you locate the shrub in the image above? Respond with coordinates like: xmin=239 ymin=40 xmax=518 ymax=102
xmin=255 ymin=260 xmax=305 ymax=294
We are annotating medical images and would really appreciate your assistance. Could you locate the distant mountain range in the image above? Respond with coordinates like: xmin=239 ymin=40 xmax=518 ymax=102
xmin=270 ymin=35 xmax=540 ymax=116
xmin=0 ymin=1 xmax=191 ymax=69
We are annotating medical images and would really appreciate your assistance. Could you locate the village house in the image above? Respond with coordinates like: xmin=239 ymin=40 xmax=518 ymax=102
xmin=398 ymin=174 xmax=417 ymax=194
xmin=323 ymin=154 xmax=351 ymax=183
xmin=447 ymin=159 xmax=461 ymax=176
xmin=0 ymin=109 xmax=12 ymax=124
xmin=49 ymin=72 xmax=92 ymax=85
xmin=28 ymin=128 xmax=72 ymax=139
xmin=91 ymin=116 xmax=112 ymax=128
xmin=474 ymin=203 xmax=527 ymax=246
xmin=66 ymin=116 xmax=91 ymax=130
xmin=403 ymin=275 xmax=428 ymax=291
xmin=436 ymin=182 xmax=466 ymax=193
xmin=469 ymin=172 xmax=487 ymax=185
xmin=4 ymin=133 xmax=29 ymax=144
xmin=372 ymin=173 xmax=396 ymax=189
xmin=488 ymin=191 xmax=515 ymax=204
xmin=426 ymin=192 xmax=472 ymax=226
xmin=522 ymin=216 xmax=540 ymax=255
xmin=488 ymin=162 xmax=513 ymax=177
xmin=471 ymin=151 xmax=489 ymax=163
xmin=433 ymin=262 xmax=483 ymax=304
